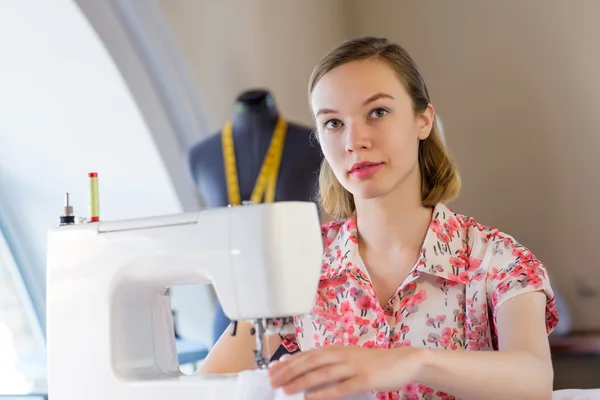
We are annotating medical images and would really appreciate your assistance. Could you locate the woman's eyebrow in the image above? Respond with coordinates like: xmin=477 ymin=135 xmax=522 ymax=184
xmin=315 ymin=92 xmax=395 ymax=117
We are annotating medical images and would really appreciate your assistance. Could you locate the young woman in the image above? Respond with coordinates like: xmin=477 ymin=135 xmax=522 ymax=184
xmin=200 ymin=36 xmax=559 ymax=400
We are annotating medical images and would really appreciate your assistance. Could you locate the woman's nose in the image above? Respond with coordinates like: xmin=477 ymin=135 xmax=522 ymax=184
xmin=345 ymin=122 xmax=372 ymax=152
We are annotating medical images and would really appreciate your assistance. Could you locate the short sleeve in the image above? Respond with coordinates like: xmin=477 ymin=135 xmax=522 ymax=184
xmin=486 ymin=241 xmax=559 ymax=335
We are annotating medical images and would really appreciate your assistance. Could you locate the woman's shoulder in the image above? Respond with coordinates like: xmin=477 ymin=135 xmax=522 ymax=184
xmin=456 ymin=208 xmax=529 ymax=253
xmin=435 ymin=203 xmax=542 ymax=267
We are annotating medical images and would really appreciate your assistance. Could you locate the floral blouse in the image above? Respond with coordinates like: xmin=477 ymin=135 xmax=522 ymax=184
xmin=280 ymin=202 xmax=559 ymax=400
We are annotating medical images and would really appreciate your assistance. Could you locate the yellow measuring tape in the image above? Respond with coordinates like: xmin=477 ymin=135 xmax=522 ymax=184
xmin=222 ymin=117 xmax=287 ymax=205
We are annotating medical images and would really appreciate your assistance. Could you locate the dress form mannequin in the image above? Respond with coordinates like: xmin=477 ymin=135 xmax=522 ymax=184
xmin=187 ymin=89 xmax=323 ymax=348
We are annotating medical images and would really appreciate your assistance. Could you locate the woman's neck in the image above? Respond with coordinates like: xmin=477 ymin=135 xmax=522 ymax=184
xmin=354 ymin=177 xmax=433 ymax=254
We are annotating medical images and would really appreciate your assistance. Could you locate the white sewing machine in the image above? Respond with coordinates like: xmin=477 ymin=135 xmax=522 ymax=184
xmin=46 ymin=201 xmax=324 ymax=400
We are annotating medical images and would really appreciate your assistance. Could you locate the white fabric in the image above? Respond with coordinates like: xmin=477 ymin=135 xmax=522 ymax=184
xmin=234 ymin=369 xmax=376 ymax=400
xmin=234 ymin=369 xmax=303 ymax=400
xmin=552 ymin=389 xmax=600 ymax=400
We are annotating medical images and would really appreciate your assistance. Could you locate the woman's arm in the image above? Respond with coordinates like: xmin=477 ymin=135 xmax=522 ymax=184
xmin=415 ymin=291 xmax=553 ymax=400
xmin=268 ymin=291 xmax=554 ymax=400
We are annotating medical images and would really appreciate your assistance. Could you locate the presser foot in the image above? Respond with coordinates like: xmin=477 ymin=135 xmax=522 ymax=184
xmin=253 ymin=349 xmax=270 ymax=370
xmin=238 ymin=317 xmax=296 ymax=370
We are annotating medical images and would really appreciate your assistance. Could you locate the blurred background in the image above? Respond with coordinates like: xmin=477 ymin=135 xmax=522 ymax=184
xmin=0 ymin=0 xmax=599 ymax=397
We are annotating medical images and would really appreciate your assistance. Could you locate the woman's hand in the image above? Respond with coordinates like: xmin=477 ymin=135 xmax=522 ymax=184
xmin=267 ymin=345 xmax=425 ymax=400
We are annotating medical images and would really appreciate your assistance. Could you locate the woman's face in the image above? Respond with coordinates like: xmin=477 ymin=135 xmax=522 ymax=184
xmin=311 ymin=58 xmax=434 ymax=202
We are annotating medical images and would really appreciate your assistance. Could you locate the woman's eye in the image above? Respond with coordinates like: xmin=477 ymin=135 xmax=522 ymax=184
xmin=324 ymin=119 xmax=342 ymax=130
xmin=369 ymin=107 xmax=389 ymax=119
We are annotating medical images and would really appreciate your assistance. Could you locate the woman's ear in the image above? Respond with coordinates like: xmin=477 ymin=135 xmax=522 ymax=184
xmin=417 ymin=104 xmax=435 ymax=140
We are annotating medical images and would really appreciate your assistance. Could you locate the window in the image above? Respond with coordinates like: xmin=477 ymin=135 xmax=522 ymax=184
xmin=0 ymin=229 xmax=46 ymax=395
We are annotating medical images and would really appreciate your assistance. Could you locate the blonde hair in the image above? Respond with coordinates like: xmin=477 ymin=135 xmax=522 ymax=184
xmin=309 ymin=36 xmax=461 ymax=220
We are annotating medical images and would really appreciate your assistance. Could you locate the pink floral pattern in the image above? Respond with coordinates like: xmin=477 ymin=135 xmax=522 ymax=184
xmin=281 ymin=203 xmax=559 ymax=400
